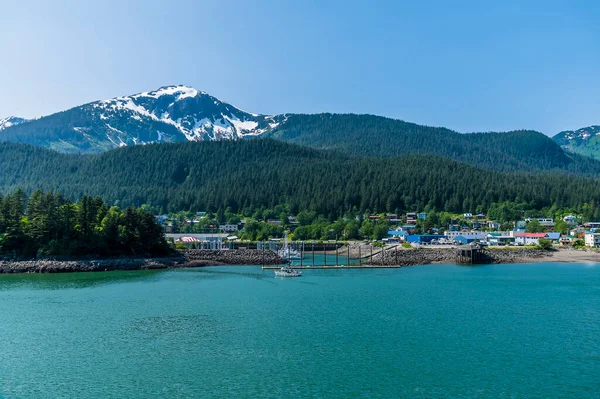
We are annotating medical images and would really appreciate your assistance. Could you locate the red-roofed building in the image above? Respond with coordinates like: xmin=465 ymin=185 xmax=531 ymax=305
xmin=515 ymin=233 xmax=547 ymax=246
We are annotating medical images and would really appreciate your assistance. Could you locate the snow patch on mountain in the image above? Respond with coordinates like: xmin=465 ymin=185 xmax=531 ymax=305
xmin=87 ymin=85 xmax=282 ymax=144
xmin=0 ymin=116 xmax=28 ymax=130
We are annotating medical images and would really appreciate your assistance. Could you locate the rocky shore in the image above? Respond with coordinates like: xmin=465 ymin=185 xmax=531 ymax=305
xmin=368 ymin=247 xmax=553 ymax=266
xmin=0 ymin=249 xmax=286 ymax=274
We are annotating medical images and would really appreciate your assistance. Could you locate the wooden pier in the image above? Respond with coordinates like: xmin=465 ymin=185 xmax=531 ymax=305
xmin=455 ymin=246 xmax=487 ymax=264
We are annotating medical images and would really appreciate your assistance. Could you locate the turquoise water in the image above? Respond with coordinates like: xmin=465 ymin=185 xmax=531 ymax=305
xmin=0 ymin=263 xmax=599 ymax=398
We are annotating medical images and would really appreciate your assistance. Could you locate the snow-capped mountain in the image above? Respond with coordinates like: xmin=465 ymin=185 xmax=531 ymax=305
xmin=0 ymin=116 xmax=28 ymax=130
xmin=553 ymin=125 xmax=600 ymax=159
xmin=0 ymin=86 xmax=286 ymax=153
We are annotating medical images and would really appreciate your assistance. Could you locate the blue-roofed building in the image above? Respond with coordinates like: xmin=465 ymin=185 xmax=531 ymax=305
xmin=388 ymin=230 xmax=408 ymax=241
xmin=407 ymin=234 xmax=443 ymax=244
xmin=453 ymin=235 xmax=485 ymax=245
xmin=546 ymin=232 xmax=561 ymax=242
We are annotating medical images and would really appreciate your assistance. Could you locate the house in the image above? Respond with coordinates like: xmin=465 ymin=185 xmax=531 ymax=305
xmin=546 ymin=232 xmax=561 ymax=243
xmin=417 ymin=212 xmax=427 ymax=220
xmin=196 ymin=212 xmax=207 ymax=217
xmin=472 ymin=221 xmax=483 ymax=229
xmin=475 ymin=213 xmax=486 ymax=220
xmin=267 ymin=220 xmax=282 ymax=226
xmin=516 ymin=221 xmax=527 ymax=229
xmin=397 ymin=225 xmax=416 ymax=235
xmin=387 ymin=230 xmax=408 ymax=241
xmin=448 ymin=224 xmax=461 ymax=232
xmin=288 ymin=216 xmax=299 ymax=225
xmin=560 ymin=236 xmax=577 ymax=246
xmin=583 ymin=222 xmax=600 ymax=230
xmin=515 ymin=233 xmax=547 ymax=246
xmin=584 ymin=232 xmax=600 ymax=248
xmin=406 ymin=213 xmax=417 ymax=224
xmin=219 ymin=224 xmax=239 ymax=233
xmin=463 ymin=213 xmax=473 ymax=219
xmin=487 ymin=221 xmax=500 ymax=230
xmin=453 ymin=235 xmax=485 ymax=245
xmin=536 ymin=218 xmax=555 ymax=228
xmin=563 ymin=214 xmax=578 ymax=225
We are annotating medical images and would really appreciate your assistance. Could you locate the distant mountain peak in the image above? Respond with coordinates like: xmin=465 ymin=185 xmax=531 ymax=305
xmin=0 ymin=116 xmax=28 ymax=130
xmin=0 ymin=86 xmax=285 ymax=152
xmin=553 ymin=125 xmax=600 ymax=159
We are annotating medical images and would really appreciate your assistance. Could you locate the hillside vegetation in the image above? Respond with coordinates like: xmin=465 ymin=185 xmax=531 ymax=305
xmin=268 ymin=114 xmax=600 ymax=174
xmin=1 ymin=140 xmax=600 ymax=219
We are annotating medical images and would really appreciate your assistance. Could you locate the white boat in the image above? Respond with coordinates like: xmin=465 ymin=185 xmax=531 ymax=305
xmin=277 ymin=232 xmax=302 ymax=260
xmin=274 ymin=265 xmax=302 ymax=277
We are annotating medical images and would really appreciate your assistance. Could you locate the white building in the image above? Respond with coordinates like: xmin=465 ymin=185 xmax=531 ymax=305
xmin=444 ymin=231 xmax=484 ymax=240
xmin=515 ymin=233 xmax=547 ymax=246
xmin=584 ymin=232 xmax=600 ymax=248
xmin=219 ymin=224 xmax=239 ymax=233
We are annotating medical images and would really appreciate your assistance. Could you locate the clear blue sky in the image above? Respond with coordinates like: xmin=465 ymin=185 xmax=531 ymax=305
xmin=1 ymin=0 xmax=598 ymax=134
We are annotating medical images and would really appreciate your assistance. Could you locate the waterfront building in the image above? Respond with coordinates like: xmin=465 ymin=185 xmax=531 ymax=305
xmin=453 ymin=235 xmax=486 ymax=245
xmin=514 ymin=233 xmax=547 ymax=246
xmin=584 ymin=232 xmax=600 ymax=248
xmin=444 ymin=230 xmax=485 ymax=240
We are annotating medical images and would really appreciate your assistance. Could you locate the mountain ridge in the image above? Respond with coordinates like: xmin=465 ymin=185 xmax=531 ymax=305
xmin=553 ymin=125 xmax=600 ymax=159
xmin=1 ymin=85 xmax=598 ymax=175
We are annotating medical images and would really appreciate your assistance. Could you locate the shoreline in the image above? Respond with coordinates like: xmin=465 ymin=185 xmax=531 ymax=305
xmin=0 ymin=248 xmax=598 ymax=274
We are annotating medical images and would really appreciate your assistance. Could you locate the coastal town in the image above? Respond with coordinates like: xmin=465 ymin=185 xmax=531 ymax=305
xmin=158 ymin=210 xmax=600 ymax=249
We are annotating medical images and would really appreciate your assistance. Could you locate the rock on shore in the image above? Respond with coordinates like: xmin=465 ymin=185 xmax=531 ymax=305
xmin=0 ymin=249 xmax=286 ymax=274
xmin=368 ymin=248 xmax=552 ymax=266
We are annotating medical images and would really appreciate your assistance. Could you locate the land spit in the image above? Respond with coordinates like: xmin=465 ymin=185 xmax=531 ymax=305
xmin=0 ymin=249 xmax=286 ymax=274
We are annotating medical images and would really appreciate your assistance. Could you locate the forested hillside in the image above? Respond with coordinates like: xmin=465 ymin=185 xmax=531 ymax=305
xmin=2 ymin=140 xmax=600 ymax=219
xmin=268 ymin=114 xmax=600 ymax=174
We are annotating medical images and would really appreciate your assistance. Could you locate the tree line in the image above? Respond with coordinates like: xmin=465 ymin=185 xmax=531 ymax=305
xmin=0 ymin=190 xmax=170 ymax=259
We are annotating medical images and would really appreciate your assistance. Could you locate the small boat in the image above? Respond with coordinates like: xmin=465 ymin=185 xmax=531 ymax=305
xmin=274 ymin=265 xmax=302 ymax=277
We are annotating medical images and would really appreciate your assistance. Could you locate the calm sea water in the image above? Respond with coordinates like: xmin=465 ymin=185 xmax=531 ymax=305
xmin=0 ymin=263 xmax=599 ymax=398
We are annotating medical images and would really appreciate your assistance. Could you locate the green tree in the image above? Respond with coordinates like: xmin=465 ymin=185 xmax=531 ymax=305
xmin=526 ymin=219 xmax=544 ymax=233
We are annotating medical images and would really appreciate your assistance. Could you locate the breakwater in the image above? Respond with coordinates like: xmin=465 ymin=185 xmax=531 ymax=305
xmin=0 ymin=249 xmax=286 ymax=274
xmin=368 ymin=248 xmax=552 ymax=266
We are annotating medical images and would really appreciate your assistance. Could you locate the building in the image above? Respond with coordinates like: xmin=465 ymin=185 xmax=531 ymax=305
xmin=463 ymin=213 xmax=473 ymax=219
xmin=563 ymin=214 xmax=578 ymax=225
xmin=444 ymin=230 xmax=484 ymax=240
xmin=453 ymin=235 xmax=486 ymax=245
xmin=584 ymin=232 xmax=600 ymax=248
xmin=219 ymin=224 xmax=239 ymax=233
xmin=387 ymin=230 xmax=408 ymax=241
xmin=486 ymin=233 xmax=514 ymax=246
xmin=515 ymin=233 xmax=547 ymax=246
xmin=536 ymin=218 xmax=555 ymax=228
xmin=406 ymin=234 xmax=443 ymax=244
xmin=546 ymin=232 xmax=561 ymax=243
xmin=583 ymin=222 xmax=600 ymax=230
xmin=406 ymin=213 xmax=417 ymax=224
xmin=417 ymin=212 xmax=427 ymax=220
xmin=487 ymin=221 xmax=500 ymax=230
